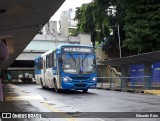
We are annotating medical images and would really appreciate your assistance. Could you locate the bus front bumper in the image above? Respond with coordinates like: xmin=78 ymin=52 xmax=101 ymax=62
xmin=61 ymin=81 xmax=97 ymax=90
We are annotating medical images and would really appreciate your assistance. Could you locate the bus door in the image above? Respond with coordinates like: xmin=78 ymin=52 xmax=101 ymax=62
xmin=57 ymin=54 xmax=62 ymax=87
xmin=43 ymin=59 xmax=46 ymax=85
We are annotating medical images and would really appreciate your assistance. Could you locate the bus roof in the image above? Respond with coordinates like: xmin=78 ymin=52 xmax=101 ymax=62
xmin=57 ymin=44 xmax=93 ymax=48
xmin=35 ymin=44 xmax=93 ymax=60
xmin=41 ymin=48 xmax=55 ymax=57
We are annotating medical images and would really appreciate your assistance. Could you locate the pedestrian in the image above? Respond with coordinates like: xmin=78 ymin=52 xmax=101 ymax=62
xmin=7 ymin=73 xmax=12 ymax=82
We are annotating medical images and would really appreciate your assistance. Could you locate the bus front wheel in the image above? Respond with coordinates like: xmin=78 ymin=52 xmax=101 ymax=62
xmin=83 ymin=89 xmax=88 ymax=93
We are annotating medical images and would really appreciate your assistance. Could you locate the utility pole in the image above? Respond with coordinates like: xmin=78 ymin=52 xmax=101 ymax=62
xmin=118 ymin=24 xmax=121 ymax=58
xmin=107 ymin=6 xmax=121 ymax=58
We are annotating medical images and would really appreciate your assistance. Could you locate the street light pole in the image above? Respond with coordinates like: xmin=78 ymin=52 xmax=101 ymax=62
xmin=107 ymin=6 xmax=121 ymax=58
xmin=118 ymin=24 xmax=121 ymax=58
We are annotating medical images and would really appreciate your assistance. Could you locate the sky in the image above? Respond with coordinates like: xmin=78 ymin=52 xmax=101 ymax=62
xmin=50 ymin=0 xmax=92 ymax=21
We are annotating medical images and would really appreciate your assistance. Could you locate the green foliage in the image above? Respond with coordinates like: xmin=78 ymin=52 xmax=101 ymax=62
xmin=75 ymin=0 xmax=160 ymax=57
xmin=123 ymin=0 xmax=160 ymax=52
xmin=74 ymin=1 xmax=111 ymax=46
xmin=69 ymin=28 xmax=77 ymax=36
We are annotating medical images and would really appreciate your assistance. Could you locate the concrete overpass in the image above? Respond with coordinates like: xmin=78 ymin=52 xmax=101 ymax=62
xmin=0 ymin=0 xmax=65 ymax=70
xmin=7 ymin=34 xmax=68 ymax=71
xmin=5 ymin=33 xmax=94 ymax=80
xmin=7 ymin=33 xmax=90 ymax=71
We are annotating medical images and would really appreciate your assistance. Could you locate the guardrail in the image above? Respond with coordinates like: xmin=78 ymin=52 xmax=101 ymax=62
xmin=96 ymin=76 xmax=155 ymax=92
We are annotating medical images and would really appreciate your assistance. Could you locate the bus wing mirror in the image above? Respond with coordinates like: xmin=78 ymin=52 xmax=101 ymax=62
xmin=93 ymin=59 xmax=96 ymax=64
xmin=58 ymin=56 xmax=62 ymax=63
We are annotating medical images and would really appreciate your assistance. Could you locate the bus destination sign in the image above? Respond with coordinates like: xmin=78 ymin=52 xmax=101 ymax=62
xmin=62 ymin=47 xmax=93 ymax=53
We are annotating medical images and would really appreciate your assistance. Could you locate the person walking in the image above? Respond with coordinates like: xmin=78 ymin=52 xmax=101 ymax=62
xmin=7 ymin=73 xmax=12 ymax=82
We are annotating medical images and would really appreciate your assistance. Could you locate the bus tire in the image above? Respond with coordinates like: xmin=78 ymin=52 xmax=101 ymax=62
xmin=54 ymin=79 xmax=59 ymax=93
xmin=83 ymin=89 xmax=88 ymax=93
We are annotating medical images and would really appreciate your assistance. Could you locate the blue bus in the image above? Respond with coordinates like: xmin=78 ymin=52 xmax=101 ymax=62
xmin=34 ymin=44 xmax=97 ymax=93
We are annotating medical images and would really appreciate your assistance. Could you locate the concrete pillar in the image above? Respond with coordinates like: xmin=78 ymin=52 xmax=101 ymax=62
xmin=0 ymin=40 xmax=9 ymax=65
xmin=0 ymin=69 xmax=3 ymax=102
xmin=59 ymin=11 xmax=69 ymax=37
xmin=121 ymin=64 xmax=128 ymax=91
xmin=143 ymin=63 xmax=151 ymax=89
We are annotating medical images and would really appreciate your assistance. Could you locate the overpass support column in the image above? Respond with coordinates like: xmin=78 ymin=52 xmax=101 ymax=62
xmin=0 ymin=69 xmax=3 ymax=102
xmin=143 ymin=63 xmax=151 ymax=89
xmin=121 ymin=64 xmax=128 ymax=91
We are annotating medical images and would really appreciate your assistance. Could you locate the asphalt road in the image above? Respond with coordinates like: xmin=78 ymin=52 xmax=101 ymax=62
xmin=14 ymin=83 xmax=160 ymax=121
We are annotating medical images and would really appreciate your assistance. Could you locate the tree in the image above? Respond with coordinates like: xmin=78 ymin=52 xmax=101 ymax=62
xmin=74 ymin=0 xmax=123 ymax=58
xmin=75 ymin=0 xmax=160 ymax=58
xmin=122 ymin=0 xmax=160 ymax=53
xmin=74 ymin=1 xmax=111 ymax=47
xmin=74 ymin=3 xmax=95 ymax=46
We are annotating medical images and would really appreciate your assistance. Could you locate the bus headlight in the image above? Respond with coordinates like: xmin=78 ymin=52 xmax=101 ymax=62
xmin=63 ymin=76 xmax=72 ymax=82
xmin=63 ymin=77 xmax=68 ymax=82
xmin=92 ymin=77 xmax=96 ymax=82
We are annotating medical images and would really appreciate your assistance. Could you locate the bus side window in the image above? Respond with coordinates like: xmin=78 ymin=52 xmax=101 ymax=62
xmin=54 ymin=52 xmax=56 ymax=67
xmin=38 ymin=58 xmax=40 ymax=70
xmin=34 ymin=61 xmax=37 ymax=73
xmin=52 ymin=52 xmax=54 ymax=67
xmin=40 ymin=58 xmax=43 ymax=69
xmin=46 ymin=55 xmax=49 ymax=68
xmin=49 ymin=53 xmax=52 ymax=68
xmin=52 ymin=53 xmax=53 ymax=67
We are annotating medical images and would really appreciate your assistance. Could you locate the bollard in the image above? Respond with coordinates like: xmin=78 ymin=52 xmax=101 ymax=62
xmin=0 ymin=79 xmax=3 ymax=103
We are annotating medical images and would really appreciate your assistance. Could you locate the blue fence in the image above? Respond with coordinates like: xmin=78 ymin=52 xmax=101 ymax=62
xmin=96 ymin=76 xmax=151 ymax=91
xmin=130 ymin=64 xmax=144 ymax=82
xmin=152 ymin=62 xmax=160 ymax=82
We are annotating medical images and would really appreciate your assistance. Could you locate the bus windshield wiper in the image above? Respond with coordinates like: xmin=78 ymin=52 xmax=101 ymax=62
xmin=69 ymin=53 xmax=76 ymax=66
xmin=82 ymin=54 xmax=88 ymax=64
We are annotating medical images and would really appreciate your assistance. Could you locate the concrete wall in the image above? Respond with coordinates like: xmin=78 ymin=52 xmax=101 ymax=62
xmin=78 ymin=33 xmax=91 ymax=45
xmin=24 ymin=34 xmax=67 ymax=51
xmin=95 ymin=48 xmax=108 ymax=62
xmin=60 ymin=11 xmax=69 ymax=37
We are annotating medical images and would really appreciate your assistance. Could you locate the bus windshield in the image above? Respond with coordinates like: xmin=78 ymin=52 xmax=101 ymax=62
xmin=62 ymin=54 xmax=96 ymax=74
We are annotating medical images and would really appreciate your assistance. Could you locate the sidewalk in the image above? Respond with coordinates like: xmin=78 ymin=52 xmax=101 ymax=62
xmin=0 ymin=84 xmax=40 ymax=121
xmin=0 ymin=84 xmax=79 ymax=121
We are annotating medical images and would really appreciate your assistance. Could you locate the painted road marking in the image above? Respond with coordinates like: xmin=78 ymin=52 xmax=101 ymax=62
xmin=5 ymin=95 xmax=44 ymax=101
xmin=42 ymin=101 xmax=78 ymax=121
xmin=5 ymin=84 xmax=78 ymax=121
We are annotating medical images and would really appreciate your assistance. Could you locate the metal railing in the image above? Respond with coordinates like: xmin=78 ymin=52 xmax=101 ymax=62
xmin=96 ymin=76 xmax=155 ymax=91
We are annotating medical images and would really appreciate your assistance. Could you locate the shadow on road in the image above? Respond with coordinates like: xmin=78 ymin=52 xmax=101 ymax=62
xmin=39 ymin=87 xmax=97 ymax=95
